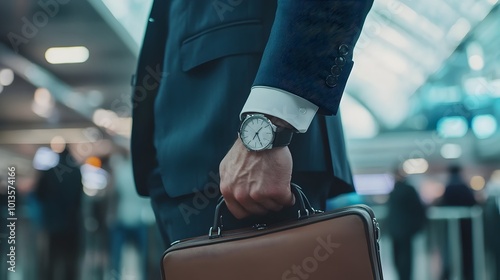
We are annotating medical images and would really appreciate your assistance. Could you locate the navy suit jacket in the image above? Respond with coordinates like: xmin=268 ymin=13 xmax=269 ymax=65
xmin=131 ymin=0 xmax=373 ymax=197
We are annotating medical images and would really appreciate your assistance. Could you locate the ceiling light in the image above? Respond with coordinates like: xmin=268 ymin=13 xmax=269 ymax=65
xmin=447 ymin=18 xmax=471 ymax=42
xmin=0 ymin=69 xmax=14 ymax=86
xmin=466 ymin=42 xmax=484 ymax=71
xmin=437 ymin=116 xmax=468 ymax=138
xmin=85 ymin=156 xmax=103 ymax=168
xmin=32 ymin=88 xmax=55 ymax=118
xmin=468 ymin=55 xmax=484 ymax=71
xmin=92 ymin=109 xmax=118 ymax=129
xmin=50 ymin=135 xmax=66 ymax=153
xmin=472 ymin=114 xmax=497 ymax=139
xmin=81 ymin=164 xmax=109 ymax=190
xmin=470 ymin=176 xmax=485 ymax=191
xmin=352 ymin=173 xmax=394 ymax=195
xmin=91 ymin=109 xmax=131 ymax=137
xmin=403 ymin=158 xmax=429 ymax=175
xmin=34 ymin=88 xmax=51 ymax=105
xmin=440 ymin=143 xmax=462 ymax=159
xmin=377 ymin=26 xmax=411 ymax=49
xmin=32 ymin=147 xmax=59 ymax=170
xmin=45 ymin=46 xmax=89 ymax=64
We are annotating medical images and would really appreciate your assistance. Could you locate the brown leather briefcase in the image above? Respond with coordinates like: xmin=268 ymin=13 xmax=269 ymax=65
xmin=161 ymin=185 xmax=384 ymax=280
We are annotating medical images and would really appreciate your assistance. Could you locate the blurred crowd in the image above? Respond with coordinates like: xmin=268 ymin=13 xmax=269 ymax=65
xmin=0 ymin=143 xmax=163 ymax=280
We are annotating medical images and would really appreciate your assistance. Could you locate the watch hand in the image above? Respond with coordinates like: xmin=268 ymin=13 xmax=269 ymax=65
xmin=256 ymin=133 xmax=263 ymax=146
xmin=253 ymin=126 xmax=265 ymax=141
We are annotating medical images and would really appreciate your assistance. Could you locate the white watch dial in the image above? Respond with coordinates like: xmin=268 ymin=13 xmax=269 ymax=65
xmin=240 ymin=115 xmax=274 ymax=151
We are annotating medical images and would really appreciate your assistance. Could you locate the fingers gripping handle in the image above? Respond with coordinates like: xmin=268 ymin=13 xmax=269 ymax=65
xmin=209 ymin=183 xmax=317 ymax=238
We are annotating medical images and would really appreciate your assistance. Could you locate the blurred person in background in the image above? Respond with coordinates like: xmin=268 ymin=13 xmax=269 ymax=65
xmin=439 ymin=165 xmax=477 ymax=280
xmin=34 ymin=146 xmax=83 ymax=280
xmin=441 ymin=165 xmax=476 ymax=207
xmin=386 ymin=167 xmax=426 ymax=280
xmin=108 ymin=153 xmax=150 ymax=280
xmin=483 ymin=171 xmax=500 ymax=280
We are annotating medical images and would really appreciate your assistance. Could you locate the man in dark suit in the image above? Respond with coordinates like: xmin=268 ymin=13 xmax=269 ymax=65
xmin=386 ymin=168 xmax=426 ymax=280
xmin=35 ymin=148 xmax=83 ymax=280
xmin=131 ymin=0 xmax=373 ymax=246
xmin=440 ymin=165 xmax=477 ymax=280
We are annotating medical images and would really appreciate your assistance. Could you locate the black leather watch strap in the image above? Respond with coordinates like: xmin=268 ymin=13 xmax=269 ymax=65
xmin=273 ymin=126 xmax=294 ymax=147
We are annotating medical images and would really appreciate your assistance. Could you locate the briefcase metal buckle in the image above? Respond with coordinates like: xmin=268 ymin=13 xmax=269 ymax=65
xmin=209 ymin=226 xmax=221 ymax=239
xmin=297 ymin=208 xmax=310 ymax=219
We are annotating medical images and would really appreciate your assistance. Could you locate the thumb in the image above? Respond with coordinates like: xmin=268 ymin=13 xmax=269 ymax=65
xmin=288 ymin=191 xmax=296 ymax=206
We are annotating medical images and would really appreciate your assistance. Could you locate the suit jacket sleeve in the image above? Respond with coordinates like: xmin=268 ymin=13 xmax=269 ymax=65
xmin=253 ymin=0 xmax=373 ymax=115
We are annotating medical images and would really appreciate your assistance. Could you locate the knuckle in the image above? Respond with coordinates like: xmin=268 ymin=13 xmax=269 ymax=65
xmin=219 ymin=184 xmax=231 ymax=197
xmin=233 ymin=190 xmax=249 ymax=204
xmin=249 ymin=190 xmax=264 ymax=202
xmin=266 ymin=187 xmax=287 ymax=200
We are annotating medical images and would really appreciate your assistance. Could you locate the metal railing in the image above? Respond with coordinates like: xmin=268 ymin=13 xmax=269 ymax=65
xmin=426 ymin=206 xmax=486 ymax=280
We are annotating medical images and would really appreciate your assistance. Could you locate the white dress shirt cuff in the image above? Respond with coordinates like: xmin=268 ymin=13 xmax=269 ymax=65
xmin=240 ymin=86 xmax=318 ymax=133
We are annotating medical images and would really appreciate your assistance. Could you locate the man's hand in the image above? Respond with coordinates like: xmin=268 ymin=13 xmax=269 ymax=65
xmin=219 ymin=138 xmax=295 ymax=219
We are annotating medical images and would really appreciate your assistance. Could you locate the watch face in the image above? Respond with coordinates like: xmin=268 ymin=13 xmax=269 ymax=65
xmin=240 ymin=115 xmax=274 ymax=151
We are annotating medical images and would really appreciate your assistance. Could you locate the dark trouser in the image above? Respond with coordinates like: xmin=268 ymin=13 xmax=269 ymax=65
xmin=149 ymin=169 xmax=335 ymax=248
xmin=392 ymin=236 xmax=413 ymax=280
xmin=460 ymin=219 xmax=474 ymax=280
xmin=110 ymin=223 xmax=148 ymax=280
xmin=45 ymin=231 xmax=80 ymax=280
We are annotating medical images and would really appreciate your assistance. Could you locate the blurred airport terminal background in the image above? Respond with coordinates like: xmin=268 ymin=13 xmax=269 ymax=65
xmin=0 ymin=0 xmax=500 ymax=279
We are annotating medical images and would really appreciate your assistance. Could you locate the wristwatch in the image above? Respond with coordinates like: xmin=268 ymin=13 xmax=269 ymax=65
xmin=239 ymin=114 xmax=294 ymax=151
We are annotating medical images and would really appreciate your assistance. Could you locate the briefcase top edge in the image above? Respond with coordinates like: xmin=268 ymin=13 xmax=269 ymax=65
xmin=164 ymin=204 xmax=377 ymax=255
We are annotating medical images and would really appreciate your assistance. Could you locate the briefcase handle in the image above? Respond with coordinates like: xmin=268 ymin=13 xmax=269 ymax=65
xmin=209 ymin=183 xmax=318 ymax=238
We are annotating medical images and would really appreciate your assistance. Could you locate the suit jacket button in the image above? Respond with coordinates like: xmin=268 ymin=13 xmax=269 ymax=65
xmin=326 ymin=75 xmax=337 ymax=87
xmin=335 ymin=56 xmax=346 ymax=66
xmin=331 ymin=65 xmax=342 ymax=75
xmin=338 ymin=44 xmax=349 ymax=56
